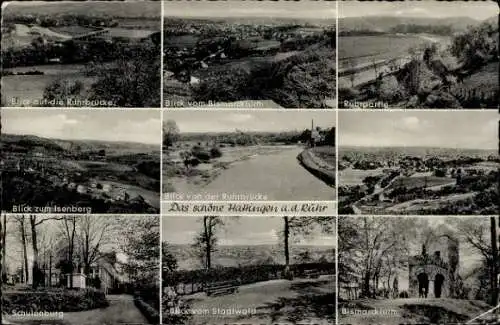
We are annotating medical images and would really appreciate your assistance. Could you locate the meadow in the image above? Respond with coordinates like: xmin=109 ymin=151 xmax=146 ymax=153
xmin=1 ymin=64 xmax=95 ymax=106
xmin=339 ymin=167 xmax=386 ymax=186
xmin=49 ymin=26 xmax=99 ymax=36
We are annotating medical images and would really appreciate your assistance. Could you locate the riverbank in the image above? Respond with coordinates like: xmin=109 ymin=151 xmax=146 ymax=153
xmin=297 ymin=149 xmax=336 ymax=187
xmin=164 ymin=145 xmax=335 ymax=201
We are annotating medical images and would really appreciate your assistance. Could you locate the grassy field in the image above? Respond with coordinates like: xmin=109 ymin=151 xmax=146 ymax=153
xmin=49 ymin=26 xmax=99 ymax=36
xmin=76 ymin=160 xmax=135 ymax=172
xmin=387 ymin=176 xmax=454 ymax=190
xmin=339 ymin=167 xmax=386 ymax=186
xmin=165 ymin=34 xmax=199 ymax=49
xmin=1 ymin=69 xmax=95 ymax=106
xmin=115 ymin=18 xmax=160 ymax=30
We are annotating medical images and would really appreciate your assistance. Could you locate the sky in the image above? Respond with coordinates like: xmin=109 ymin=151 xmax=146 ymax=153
xmin=163 ymin=0 xmax=336 ymax=19
xmin=162 ymin=216 xmax=336 ymax=247
xmin=339 ymin=111 xmax=498 ymax=150
xmin=164 ymin=110 xmax=336 ymax=133
xmin=339 ymin=1 xmax=498 ymax=20
xmin=2 ymin=109 xmax=161 ymax=145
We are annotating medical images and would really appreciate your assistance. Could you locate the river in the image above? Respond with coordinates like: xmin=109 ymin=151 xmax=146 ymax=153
xmin=197 ymin=147 xmax=335 ymax=201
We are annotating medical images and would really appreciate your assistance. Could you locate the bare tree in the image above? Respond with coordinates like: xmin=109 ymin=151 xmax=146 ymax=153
xmin=452 ymin=217 xmax=497 ymax=304
xmin=193 ymin=216 xmax=223 ymax=270
xmin=77 ymin=215 xmax=114 ymax=276
xmin=29 ymin=215 xmax=63 ymax=289
xmin=60 ymin=216 xmax=78 ymax=288
xmin=17 ymin=216 xmax=30 ymax=283
xmin=491 ymin=217 xmax=498 ymax=306
xmin=342 ymin=217 xmax=418 ymax=298
xmin=1 ymin=215 xmax=7 ymax=283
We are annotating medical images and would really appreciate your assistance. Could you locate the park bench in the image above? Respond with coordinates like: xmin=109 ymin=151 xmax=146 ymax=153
xmin=304 ymin=270 xmax=322 ymax=279
xmin=205 ymin=280 xmax=239 ymax=296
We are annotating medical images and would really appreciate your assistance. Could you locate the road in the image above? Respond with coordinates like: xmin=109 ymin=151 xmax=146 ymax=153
xmin=351 ymin=174 xmax=400 ymax=214
xmin=200 ymin=147 xmax=334 ymax=201
xmin=2 ymin=294 xmax=148 ymax=325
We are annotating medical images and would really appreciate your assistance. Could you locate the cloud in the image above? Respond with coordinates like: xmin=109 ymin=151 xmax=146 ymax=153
xmin=55 ymin=114 xmax=79 ymax=125
xmin=394 ymin=7 xmax=429 ymax=17
xmin=393 ymin=116 xmax=429 ymax=133
xmin=224 ymin=113 xmax=254 ymax=124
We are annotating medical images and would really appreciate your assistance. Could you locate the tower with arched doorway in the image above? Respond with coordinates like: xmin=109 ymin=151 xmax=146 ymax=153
xmin=408 ymin=236 xmax=459 ymax=299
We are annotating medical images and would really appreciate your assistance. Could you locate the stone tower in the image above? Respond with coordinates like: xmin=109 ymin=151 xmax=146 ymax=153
xmin=408 ymin=235 xmax=459 ymax=298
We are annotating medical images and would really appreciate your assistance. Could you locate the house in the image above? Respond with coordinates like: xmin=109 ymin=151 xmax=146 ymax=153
xmin=88 ymin=257 xmax=124 ymax=294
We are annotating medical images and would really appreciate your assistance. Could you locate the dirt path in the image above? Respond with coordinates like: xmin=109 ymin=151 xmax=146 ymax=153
xmin=3 ymin=294 xmax=148 ymax=325
xmin=181 ymin=276 xmax=335 ymax=325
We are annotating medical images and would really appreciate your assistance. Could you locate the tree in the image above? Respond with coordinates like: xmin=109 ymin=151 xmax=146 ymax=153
xmin=164 ymin=120 xmax=180 ymax=150
xmin=162 ymin=242 xmax=178 ymax=273
xmin=60 ymin=216 xmax=78 ymax=288
xmin=490 ymin=217 xmax=498 ymax=306
xmin=43 ymin=79 xmax=85 ymax=104
xmin=193 ymin=216 xmax=223 ymax=270
xmin=452 ymin=217 xmax=497 ymax=305
xmin=29 ymin=216 xmax=63 ymax=289
xmin=324 ymin=127 xmax=335 ymax=146
xmin=345 ymin=58 xmax=358 ymax=88
xmin=0 ymin=213 xmax=2 ymax=318
xmin=13 ymin=215 xmax=30 ymax=284
xmin=280 ymin=216 xmax=333 ymax=278
xmin=339 ymin=217 xmax=419 ymax=297
xmin=1 ymin=215 xmax=6 ymax=283
xmin=89 ymin=46 xmax=161 ymax=107
xmin=121 ymin=216 xmax=159 ymax=288
xmin=77 ymin=216 xmax=114 ymax=276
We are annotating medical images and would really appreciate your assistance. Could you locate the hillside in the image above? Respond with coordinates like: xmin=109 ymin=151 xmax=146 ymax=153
xmin=339 ymin=16 xmax=481 ymax=33
xmin=1 ymin=133 xmax=159 ymax=154
xmin=2 ymin=1 xmax=161 ymax=18
xmin=167 ymin=244 xmax=335 ymax=270
xmin=339 ymin=146 xmax=497 ymax=159
xmin=165 ymin=16 xmax=335 ymax=27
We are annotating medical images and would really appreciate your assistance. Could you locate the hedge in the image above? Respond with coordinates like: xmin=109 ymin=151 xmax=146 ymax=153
xmin=2 ymin=288 xmax=108 ymax=313
xmin=134 ymin=296 xmax=159 ymax=324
